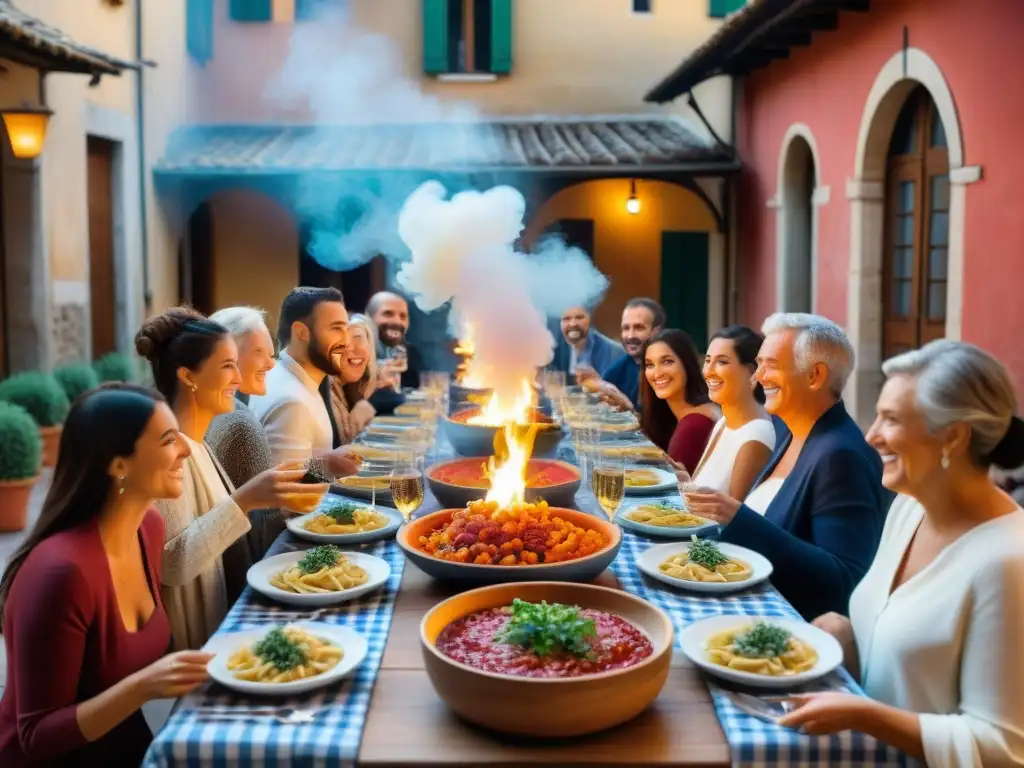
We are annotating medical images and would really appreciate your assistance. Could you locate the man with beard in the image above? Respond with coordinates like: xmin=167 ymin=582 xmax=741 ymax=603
xmin=366 ymin=291 xmax=423 ymax=415
xmin=250 ymin=287 xmax=363 ymax=473
xmin=549 ymin=305 xmax=625 ymax=378
xmin=578 ymin=297 xmax=665 ymax=410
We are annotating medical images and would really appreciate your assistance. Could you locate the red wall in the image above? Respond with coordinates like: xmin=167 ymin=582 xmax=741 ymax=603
xmin=735 ymin=0 xmax=1024 ymax=390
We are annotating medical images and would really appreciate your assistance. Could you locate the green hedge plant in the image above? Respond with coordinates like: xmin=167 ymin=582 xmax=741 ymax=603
xmin=93 ymin=352 xmax=137 ymax=383
xmin=0 ymin=371 xmax=70 ymax=427
xmin=53 ymin=362 xmax=101 ymax=404
xmin=0 ymin=401 xmax=42 ymax=480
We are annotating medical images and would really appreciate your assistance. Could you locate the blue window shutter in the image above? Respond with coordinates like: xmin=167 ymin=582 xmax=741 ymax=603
xmin=186 ymin=0 xmax=214 ymax=65
xmin=230 ymin=0 xmax=273 ymax=22
xmin=490 ymin=0 xmax=512 ymax=74
xmin=295 ymin=0 xmax=320 ymax=21
xmin=422 ymin=0 xmax=449 ymax=74
xmin=709 ymin=0 xmax=745 ymax=18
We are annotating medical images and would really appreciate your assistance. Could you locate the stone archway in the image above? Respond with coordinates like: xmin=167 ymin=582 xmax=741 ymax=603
xmin=844 ymin=47 xmax=981 ymax=426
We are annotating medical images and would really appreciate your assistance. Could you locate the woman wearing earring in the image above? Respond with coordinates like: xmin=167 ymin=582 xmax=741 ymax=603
xmin=780 ymin=341 xmax=1024 ymax=767
xmin=325 ymin=313 xmax=379 ymax=445
xmin=675 ymin=326 xmax=776 ymax=498
xmin=135 ymin=306 xmax=330 ymax=650
xmin=0 ymin=385 xmax=214 ymax=766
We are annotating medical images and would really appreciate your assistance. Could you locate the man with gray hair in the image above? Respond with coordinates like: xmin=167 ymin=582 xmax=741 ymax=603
xmin=684 ymin=312 xmax=890 ymax=619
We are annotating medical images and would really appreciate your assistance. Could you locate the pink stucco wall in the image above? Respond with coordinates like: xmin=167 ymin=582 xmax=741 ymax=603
xmin=735 ymin=0 xmax=1024 ymax=389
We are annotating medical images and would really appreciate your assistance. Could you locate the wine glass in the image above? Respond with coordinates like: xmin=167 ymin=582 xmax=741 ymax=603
xmin=389 ymin=450 xmax=425 ymax=521
xmin=591 ymin=449 xmax=625 ymax=519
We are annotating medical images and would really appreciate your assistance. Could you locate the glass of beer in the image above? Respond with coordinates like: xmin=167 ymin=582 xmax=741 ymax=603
xmin=591 ymin=449 xmax=625 ymax=518
xmin=390 ymin=450 xmax=425 ymax=521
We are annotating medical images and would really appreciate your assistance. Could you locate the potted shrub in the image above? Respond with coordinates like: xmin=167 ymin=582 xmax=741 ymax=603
xmin=0 ymin=371 xmax=70 ymax=467
xmin=93 ymin=352 xmax=136 ymax=383
xmin=0 ymin=401 xmax=42 ymax=532
xmin=53 ymin=362 xmax=101 ymax=404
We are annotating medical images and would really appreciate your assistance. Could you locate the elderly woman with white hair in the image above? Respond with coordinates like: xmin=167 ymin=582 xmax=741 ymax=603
xmin=684 ymin=313 xmax=890 ymax=619
xmin=205 ymin=306 xmax=281 ymax=599
xmin=779 ymin=340 xmax=1024 ymax=767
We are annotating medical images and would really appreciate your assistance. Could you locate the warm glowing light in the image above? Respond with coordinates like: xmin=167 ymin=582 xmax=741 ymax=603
xmin=625 ymin=195 xmax=641 ymax=215
xmin=1 ymin=108 xmax=51 ymax=160
xmin=454 ymin=322 xmax=475 ymax=356
xmin=467 ymin=379 xmax=534 ymax=426
xmin=485 ymin=423 xmax=540 ymax=507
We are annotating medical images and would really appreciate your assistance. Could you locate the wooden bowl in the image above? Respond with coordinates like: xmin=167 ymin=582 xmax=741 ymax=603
xmin=425 ymin=456 xmax=581 ymax=509
xmin=420 ymin=581 xmax=674 ymax=737
xmin=397 ymin=507 xmax=621 ymax=584
xmin=443 ymin=408 xmax=564 ymax=458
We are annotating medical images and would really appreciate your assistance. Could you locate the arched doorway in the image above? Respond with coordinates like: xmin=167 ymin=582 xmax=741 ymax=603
xmin=778 ymin=133 xmax=817 ymax=313
xmin=882 ymin=86 xmax=949 ymax=359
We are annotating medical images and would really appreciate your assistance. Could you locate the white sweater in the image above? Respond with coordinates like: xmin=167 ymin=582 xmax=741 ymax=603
xmin=849 ymin=494 xmax=1024 ymax=767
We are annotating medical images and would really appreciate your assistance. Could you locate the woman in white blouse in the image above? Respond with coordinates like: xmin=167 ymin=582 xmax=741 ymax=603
xmin=674 ymin=325 xmax=775 ymax=498
xmin=135 ymin=306 xmax=330 ymax=649
xmin=780 ymin=340 xmax=1024 ymax=767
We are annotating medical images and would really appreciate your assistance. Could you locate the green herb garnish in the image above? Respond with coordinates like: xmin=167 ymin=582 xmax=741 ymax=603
xmin=296 ymin=544 xmax=341 ymax=575
xmin=252 ymin=627 xmax=307 ymax=670
xmin=732 ymin=622 xmax=792 ymax=659
xmin=322 ymin=500 xmax=361 ymax=524
xmin=687 ymin=535 xmax=729 ymax=571
xmin=653 ymin=502 xmax=683 ymax=512
xmin=494 ymin=598 xmax=597 ymax=658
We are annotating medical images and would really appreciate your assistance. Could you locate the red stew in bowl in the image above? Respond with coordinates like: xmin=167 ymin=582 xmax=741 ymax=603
xmin=431 ymin=458 xmax=578 ymax=490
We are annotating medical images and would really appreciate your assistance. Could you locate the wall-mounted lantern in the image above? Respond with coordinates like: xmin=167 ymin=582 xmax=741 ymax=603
xmin=1 ymin=106 xmax=53 ymax=160
xmin=625 ymin=178 xmax=640 ymax=215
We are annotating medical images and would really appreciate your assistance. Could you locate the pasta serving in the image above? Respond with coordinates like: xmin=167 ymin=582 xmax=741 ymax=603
xmin=626 ymin=502 xmax=709 ymax=528
xmin=706 ymin=621 xmax=818 ymax=676
xmin=596 ymin=444 xmax=664 ymax=461
xmin=659 ymin=536 xmax=752 ymax=583
xmin=338 ymin=475 xmax=391 ymax=491
xmin=270 ymin=544 xmax=369 ymax=594
xmin=304 ymin=501 xmax=389 ymax=535
xmin=228 ymin=626 xmax=343 ymax=683
xmin=625 ymin=468 xmax=662 ymax=487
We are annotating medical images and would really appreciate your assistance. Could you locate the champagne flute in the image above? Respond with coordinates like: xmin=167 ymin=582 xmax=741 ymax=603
xmin=591 ymin=449 xmax=625 ymax=518
xmin=390 ymin=450 xmax=425 ymax=521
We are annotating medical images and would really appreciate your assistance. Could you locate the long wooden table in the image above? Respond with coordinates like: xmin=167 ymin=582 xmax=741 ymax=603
xmin=358 ymin=564 xmax=730 ymax=767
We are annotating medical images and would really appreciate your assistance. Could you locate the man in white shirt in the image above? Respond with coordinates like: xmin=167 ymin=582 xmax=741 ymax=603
xmin=250 ymin=287 xmax=360 ymax=475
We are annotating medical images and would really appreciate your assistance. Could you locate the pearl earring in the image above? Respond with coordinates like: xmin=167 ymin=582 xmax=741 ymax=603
xmin=117 ymin=476 xmax=125 ymax=495
xmin=940 ymin=454 xmax=950 ymax=470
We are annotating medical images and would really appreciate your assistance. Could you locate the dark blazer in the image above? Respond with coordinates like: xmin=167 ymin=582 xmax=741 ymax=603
xmin=368 ymin=342 xmax=423 ymax=415
xmin=719 ymin=400 xmax=892 ymax=620
xmin=549 ymin=330 xmax=626 ymax=378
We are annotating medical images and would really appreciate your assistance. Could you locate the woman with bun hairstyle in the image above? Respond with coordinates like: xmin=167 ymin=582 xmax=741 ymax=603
xmin=781 ymin=340 xmax=1024 ymax=767
xmin=135 ymin=306 xmax=329 ymax=650
xmin=0 ymin=385 xmax=213 ymax=766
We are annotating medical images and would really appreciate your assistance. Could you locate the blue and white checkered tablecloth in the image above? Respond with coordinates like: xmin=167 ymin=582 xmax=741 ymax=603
xmin=141 ymin=533 xmax=406 ymax=768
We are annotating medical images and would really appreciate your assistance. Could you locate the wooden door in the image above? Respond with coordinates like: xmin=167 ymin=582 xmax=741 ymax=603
xmin=661 ymin=231 xmax=710 ymax=352
xmin=87 ymin=137 xmax=116 ymax=357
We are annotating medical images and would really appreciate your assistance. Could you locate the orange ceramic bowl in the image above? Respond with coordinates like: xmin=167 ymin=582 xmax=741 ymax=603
xmin=397 ymin=506 xmax=621 ymax=584
xmin=420 ymin=581 xmax=674 ymax=737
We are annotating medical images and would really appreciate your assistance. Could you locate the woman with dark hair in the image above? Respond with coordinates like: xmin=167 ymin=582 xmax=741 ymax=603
xmin=676 ymin=325 xmax=776 ymax=499
xmin=639 ymin=329 xmax=719 ymax=474
xmin=326 ymin=313 xmax=380 ymax=446
xmin=0 ymin=385 xmax=213 ymax=766
xmin=135 ymin=306 xmax=329 ymax=649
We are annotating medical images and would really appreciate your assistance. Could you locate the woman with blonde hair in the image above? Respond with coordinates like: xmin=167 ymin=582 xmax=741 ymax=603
xmin=325 ymin=313 xmax=380 ymax=445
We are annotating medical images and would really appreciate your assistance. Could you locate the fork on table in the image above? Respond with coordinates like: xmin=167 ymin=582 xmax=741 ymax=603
xmin=184 ymin=706 xmax=319 ymax=725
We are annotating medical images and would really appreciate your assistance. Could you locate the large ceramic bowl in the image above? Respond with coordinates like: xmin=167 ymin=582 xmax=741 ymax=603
xmin=443 ymin=407 xmax=564 ymax=457
xmin=420 ymin=581 xmax=674 ymax=737
xmin=426 ymin=456 xmax=581 ymax=509
xmin=397 ymin=507 xmax=621 ymax=584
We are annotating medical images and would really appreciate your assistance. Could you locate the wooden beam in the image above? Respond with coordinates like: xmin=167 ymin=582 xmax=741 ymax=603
xmin=760 ymin=30 xmax=813 ymax=48
xmin=792 ymin=9 xmax=840 ymax=31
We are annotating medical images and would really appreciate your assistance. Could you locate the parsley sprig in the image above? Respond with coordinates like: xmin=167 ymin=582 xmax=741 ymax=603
xmin=253 ymin=627 xmax=307 ymax=670
xmin=732 ymin=622 xmax=792 ymax=659
xmin=688 ymin=535 xmax=729 ymax=571
xmin=494 ymin=598 xmax=597 ymax=658
xmin=297 ymin=544 xmax=342 ymax=575
xmin=322 ymin=500 xmax=361 ymax=524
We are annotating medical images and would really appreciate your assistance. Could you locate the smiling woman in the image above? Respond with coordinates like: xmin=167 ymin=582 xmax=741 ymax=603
xmin=326 ymin=313 xmax=380 ymax=446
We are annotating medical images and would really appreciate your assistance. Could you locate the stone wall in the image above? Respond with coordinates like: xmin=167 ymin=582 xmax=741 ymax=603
xmin=51 ymin=302 xmax=88 ymax=367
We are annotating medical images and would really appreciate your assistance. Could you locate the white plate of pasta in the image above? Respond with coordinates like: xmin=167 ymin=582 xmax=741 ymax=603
xmin=286 ymin=498 xmax=403 ymax=544
xmin=205 ymin=622 xmax=368 ymax=695
xmin=615 ymin=501 xmax=718 ymax=538
xmin=680 ymin=615 xmax=843 ymax=689
xmin=636 ymin=538 xmax=773 ymax=593
xmin=247 ymin=545 xmax=391 ymax=607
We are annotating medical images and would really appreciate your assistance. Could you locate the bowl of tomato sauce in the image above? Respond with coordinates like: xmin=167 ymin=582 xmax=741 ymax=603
xmin=426 ymin=456 xmax=581 ymax=510
xmin=420 ymin=581 xmax=674 ymax=737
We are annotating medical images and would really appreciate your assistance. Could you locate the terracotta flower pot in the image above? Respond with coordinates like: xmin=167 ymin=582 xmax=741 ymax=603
xmin=0 ymin=476 xmax=38 ymax=532
xmin=39 ymin=425 xmax=62 ymax=468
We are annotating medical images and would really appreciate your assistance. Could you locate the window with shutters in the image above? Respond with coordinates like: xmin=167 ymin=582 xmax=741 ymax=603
xmin=633 ymin=0 xmax=652 ymax=13
xmin=882 ymin=86 xmax=949 ymax=360
xmin=229 ymin=0 xmax=272 ymax=22
xmin=423 ymin=0 xmax=512 ymax=76
xmin=709 ymin=0 xmax=745 ymax=18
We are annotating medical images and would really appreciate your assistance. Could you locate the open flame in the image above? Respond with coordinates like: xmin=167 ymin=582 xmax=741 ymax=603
xmin=485 ymin=422 xmax=539 ymax=507
xmin=453 ymin=323 xmax=475 ymax=356
xmin=466 ymin=379 xmax=534 ymax=426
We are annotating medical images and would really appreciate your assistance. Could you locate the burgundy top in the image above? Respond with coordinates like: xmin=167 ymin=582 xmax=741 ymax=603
xmin=667 ymin=413 xmax=717 ymax=475
xmin=0 ymin=509 xmax=171 ymax=767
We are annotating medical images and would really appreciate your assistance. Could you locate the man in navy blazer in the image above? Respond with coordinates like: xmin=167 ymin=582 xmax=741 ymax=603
xmin=685 ymin=313 xmax=892 ymax=620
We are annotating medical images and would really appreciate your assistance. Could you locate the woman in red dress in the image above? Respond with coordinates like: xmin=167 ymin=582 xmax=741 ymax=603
xmin=0 ymin=384 xmax=213 ymax=767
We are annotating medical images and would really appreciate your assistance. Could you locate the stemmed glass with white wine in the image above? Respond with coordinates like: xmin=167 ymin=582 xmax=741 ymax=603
xmin=389 ymin=450 xmax=425 ymax=521
xmin=591 ymin=449 xmax=626 ymax=519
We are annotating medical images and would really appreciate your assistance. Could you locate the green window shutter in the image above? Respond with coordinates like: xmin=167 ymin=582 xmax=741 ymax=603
xmin=230 ymin=0 xmax=273 ymax=22
xmin=709 ymin=0 xmax=746 ymax=18
xmin=490 ymin=0 xmax=513 ymax=74
xmin=294 ymin=0 xmax=321 ymax=21
xmin=186 ymin=0 xmax=214 ymax=65
xmin=423 ymin=0 xmax=449 ymax=74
